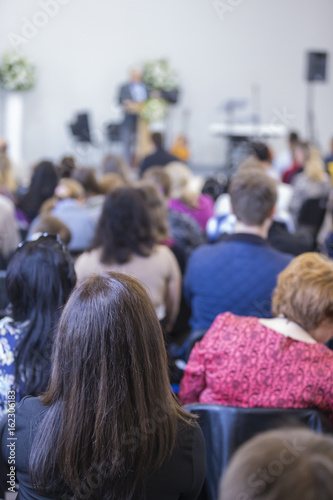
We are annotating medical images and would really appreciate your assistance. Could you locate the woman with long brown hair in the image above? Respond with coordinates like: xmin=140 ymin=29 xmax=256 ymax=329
xmin=0 ymin=272 xmax=205 ymax=499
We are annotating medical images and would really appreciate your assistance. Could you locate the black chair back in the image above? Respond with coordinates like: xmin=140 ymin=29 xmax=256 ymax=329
xmin=185 ymin=403 xmax=333 ymax=500
xmin=298 ymin=196 xmax=328 ymax=237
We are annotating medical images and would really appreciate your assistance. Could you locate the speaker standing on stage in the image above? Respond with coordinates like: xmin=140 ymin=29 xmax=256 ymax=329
xmin=118 ymin=67 xmax=147 ymax=165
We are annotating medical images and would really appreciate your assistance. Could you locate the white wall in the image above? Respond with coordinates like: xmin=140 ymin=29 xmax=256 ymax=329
xmin=0 ymin=0 xmax=332 ymax=178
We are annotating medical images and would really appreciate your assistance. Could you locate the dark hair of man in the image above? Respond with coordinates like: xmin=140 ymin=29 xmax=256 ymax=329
xmin=30 ymin=272 xmax=194 ymax=499
xmin=5 ymin=236 xmax=76 ymax=396
xmin=289 ymin=131 xmax=299 ymax=144
xmin=250 ymin=141 xmax=271 ymax=162
xmin=93 ymin=187 xmax=155 ymax=264
xmin=152 ymin=132 xmax=163 ymax=149
xmin=229 ymin=169 xmax=277 ymax=226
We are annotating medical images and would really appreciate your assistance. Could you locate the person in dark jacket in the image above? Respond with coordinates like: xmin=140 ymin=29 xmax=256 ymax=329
xmin=139 ymin=132 xmax=179 ymax=177
xmin=184 ymin=169 xmax=293 ymax=331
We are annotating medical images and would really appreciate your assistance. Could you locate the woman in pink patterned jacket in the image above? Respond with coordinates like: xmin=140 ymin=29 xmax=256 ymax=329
xmin=180 ymin=253 xmax=333 ymax=419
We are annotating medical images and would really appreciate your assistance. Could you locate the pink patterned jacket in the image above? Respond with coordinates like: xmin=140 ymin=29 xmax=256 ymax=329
xmin=179 ymin=313 xmax=333 ymax=419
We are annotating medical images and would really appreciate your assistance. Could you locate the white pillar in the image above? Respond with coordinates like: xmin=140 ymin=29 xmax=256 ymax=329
xmin=3 ymin=91 xmax=24 ymax=167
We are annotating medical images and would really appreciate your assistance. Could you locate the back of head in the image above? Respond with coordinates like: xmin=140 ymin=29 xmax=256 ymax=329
xmin=151 ymin=132 xmax=163 ymax=149
xmin=6 ymin=235 xmax=76 ymax=395
xmin=250 ymin=141 xmax=272 ymax=163
xmin=31 ymin=272 xmax=190 ymax=499
xmin=165 ymin=162 xmax=198 ymax=207
xmin=19 ymin=160 xmax=58 ymax=218
xmin=143 ymin=166 xmax=171 ymax=198
xmin=32 ymin=214 xmax=72 ymax=245
xmin=94 ymin=186 xmax=154 ymax=264
xmin=289 ymin=131 xmax=299 ymax=145
xmin=229 ymin=169 xmax=277 ymax=226
xmin=55 ymin=178 xmax=85 ymax=200
xmin=59 ymin=156 xmax=76 ymax=178
xmin=272 ymin=252 xmax=333 ymax=332
xmin=220 ymin=427 xmax=333 ymax=500
xmin=136 ymin=182 xmax=169 ymax=242
xmin=304 ymin=147 xmax=327 ymax=182
xmin=99 ymin=173 xmax=125 ymax=194
xmin=71 ymin=167 xmax=100 ymax=196
xmin=101 ymin=153 xmax=129 ymax=181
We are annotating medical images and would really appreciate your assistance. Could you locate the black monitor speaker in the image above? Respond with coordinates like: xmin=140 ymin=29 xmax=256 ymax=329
xmin=307 ymin=52 xmax=328 ymax=82
xmin=69 ymin=113 xmax=91 ymax=143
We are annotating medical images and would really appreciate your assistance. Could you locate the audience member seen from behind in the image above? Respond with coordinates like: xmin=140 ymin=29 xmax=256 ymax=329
xmin=184 ymin=169 xmax=292 ymax=332
xmin=75 ymin=187 xmax=181 ymax=332
xmin=139 ymin=132 xmax=179 ymax=177
xmin=31 ymin=214 xmax=72 ymax=246
xmin=166 ymin=162 xmax=214 ymax=231
xmin=0 ymin=235 xmax=76 ymax=417
xmin=0 ymin=273 xmax=206 ymax=499
xmin=282 ymin=141 xmax=310 ymax=184
xmin=17 ymin=160 xmax=59 ymax=222
xmin=0 ymin=137 xmax=16 ymax=193
xmin=180 ymin=253 xmax=333 ymax=419
xmin=101 ymin=153 xmax=130 ymax=182
xmin=220 ymin=428 xmax=333 ymax=500
xmin=143 ymin=167 xmax=205 ymax=260
xmin=37 ymin=178 xmax=96 ymax=254
xmin=0 ymin=194 xmax=20 ymax=269
xmin=289 ymin=147 xmax=330 ymax=229
xmin=71 ymin=167 xmax=105 ymax=222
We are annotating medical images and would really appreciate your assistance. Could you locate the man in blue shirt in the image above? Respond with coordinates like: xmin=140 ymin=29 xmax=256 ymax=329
xmin=184 ymin=169 xmax=293 ymax=332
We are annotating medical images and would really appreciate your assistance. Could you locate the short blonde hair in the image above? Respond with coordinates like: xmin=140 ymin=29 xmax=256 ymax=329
xmin=272 ymin=252 xmax=333 ymax=331
xmin=165 ymin=162 xmax=198 ymax=208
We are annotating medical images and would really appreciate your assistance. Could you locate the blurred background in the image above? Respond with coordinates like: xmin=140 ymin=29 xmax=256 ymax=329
xmin=0 ymin=0 xmax=332 ymax=179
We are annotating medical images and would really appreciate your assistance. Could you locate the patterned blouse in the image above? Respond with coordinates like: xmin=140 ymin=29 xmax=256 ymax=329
xmin=179 ymin=313 xmax=333 ymax=419
xmin=0 ymin=316 xmax=28 ymax=417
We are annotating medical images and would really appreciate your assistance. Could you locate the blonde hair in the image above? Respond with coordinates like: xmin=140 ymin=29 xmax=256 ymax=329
xmin=0 ymin=153 xmax=16 ymax=191
xmin=272 ymin=252 xmax=333 ymax=331
xmin=165 ymin=162 xmax=198 ymax=209
xmin=304 ymin=147 xmax=327 ymax=182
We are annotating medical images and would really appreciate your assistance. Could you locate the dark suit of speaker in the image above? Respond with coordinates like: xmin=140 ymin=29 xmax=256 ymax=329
xmin=118 ymin=82 xmax=147 ymax=164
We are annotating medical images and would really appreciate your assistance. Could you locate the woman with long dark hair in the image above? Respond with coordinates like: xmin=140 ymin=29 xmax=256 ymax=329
xmin=75 ymin=187 xmax=181 ymax=332
xmin=17 ymin=160 xmax=59 ymax=222
xmin=0 ymin=272 xmax=205 ymax=499
xmin=0 ymin=235 xmax=76 ymax=417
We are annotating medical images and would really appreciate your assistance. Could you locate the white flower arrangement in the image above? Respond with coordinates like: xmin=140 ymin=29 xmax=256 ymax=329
xmin=142 ymin=59 xmax=178 ymax=91
xmin=141 ymin=59 xmax=178 ymax=124
xmin=140 ymin=98 xmax=169 ymax=124
xmin=0 ymin=51 xmax=36 ymax=91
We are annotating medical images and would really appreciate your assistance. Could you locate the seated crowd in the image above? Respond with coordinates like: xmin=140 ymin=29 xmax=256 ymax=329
xmin=1 ymin=131 xmax=333 ymax=499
